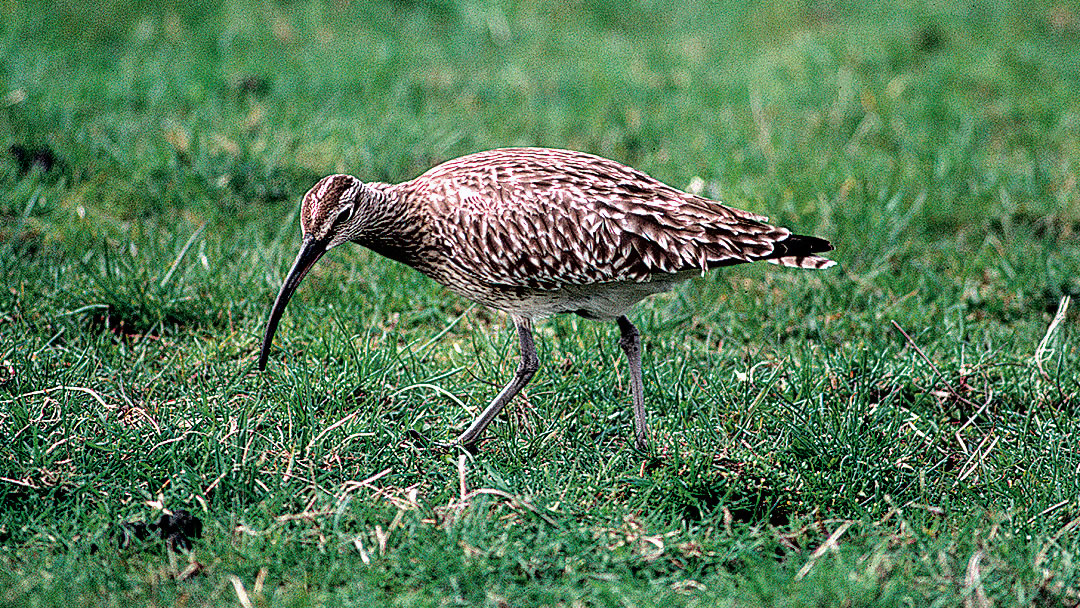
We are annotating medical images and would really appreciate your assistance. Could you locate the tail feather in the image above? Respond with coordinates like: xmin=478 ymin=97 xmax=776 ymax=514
xmin=765 ymin=234 xmax=836 ymax=269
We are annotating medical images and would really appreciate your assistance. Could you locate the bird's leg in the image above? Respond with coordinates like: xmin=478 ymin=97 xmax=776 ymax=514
xmin=617 ymin=315 xmax=649 ymax=450
xmin=456 ymin=315 xmax=539 ymax=448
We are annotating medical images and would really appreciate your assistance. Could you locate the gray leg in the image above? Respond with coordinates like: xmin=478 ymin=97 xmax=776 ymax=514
xmin=617 ymin=316 xmax=649 ymax=450
xmin=456 ymin=315 xmax=539 ymax=448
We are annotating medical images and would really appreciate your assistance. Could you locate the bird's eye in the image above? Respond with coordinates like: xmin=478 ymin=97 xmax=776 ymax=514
xmin=335 ymin=206 xmax=354 ymax=225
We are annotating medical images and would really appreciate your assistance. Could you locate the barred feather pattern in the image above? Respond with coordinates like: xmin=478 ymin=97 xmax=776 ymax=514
xmin=306 ymin=148 xmax=835 ymax=319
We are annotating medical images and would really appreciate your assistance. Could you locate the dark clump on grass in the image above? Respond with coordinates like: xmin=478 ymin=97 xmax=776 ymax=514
xmin=85 ymin=304 xmax=160 ymax=339
xmin=116 ymin=510 xmax=203 ymax=553
xmin=83 ymin=296 xmax=211 ymax=339
xmin=231 ymin=74 xmax=271 ymax=97
xmin=913 ymin=23 xmax=947 ymax=53
xmin=8 ymin=143 xmax=60 ymax=175
xmin=1043 ymin=282 xmax=1080 ymax=314
xmin=0 ymin=223 xmax=43 ymax=259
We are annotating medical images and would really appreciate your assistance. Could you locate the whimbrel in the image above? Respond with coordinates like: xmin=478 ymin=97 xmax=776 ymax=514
xmin=258 ymin=148 xmax=835 ymax=450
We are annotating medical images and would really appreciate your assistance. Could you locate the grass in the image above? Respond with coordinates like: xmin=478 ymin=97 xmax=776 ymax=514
xmin=2 ymin=0 xmax=1079 ymax=605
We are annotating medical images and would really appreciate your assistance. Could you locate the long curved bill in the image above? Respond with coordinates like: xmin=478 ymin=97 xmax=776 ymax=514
xmin=258 ymin=237 xmax=327 ymax=371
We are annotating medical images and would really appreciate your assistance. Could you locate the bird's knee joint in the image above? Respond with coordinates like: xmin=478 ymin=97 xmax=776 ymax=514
xmin=616 ymin=317 xmax=640 ymax=347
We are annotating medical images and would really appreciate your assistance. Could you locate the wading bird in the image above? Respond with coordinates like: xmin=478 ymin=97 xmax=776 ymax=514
xmin=258 ymin=148 xmax=835 ymax=450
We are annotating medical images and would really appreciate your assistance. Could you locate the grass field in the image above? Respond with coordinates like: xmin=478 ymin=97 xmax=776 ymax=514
xmin=2 ymin=0 xmax=1080 ymax=605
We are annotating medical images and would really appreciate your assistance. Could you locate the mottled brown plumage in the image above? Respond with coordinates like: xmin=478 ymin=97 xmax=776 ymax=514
xmin=259 ymin=147 xmax=835 ymax=450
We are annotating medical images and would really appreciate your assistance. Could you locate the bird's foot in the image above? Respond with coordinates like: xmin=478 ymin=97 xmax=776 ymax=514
xmin=403 ymin=429 xmax=447 ymax=452
xmin=403 ymin=430 xmax=479 ymax=455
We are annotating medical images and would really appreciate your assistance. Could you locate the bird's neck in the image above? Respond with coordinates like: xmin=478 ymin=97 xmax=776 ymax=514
xmin=354 ymin=182 xmax=429 ymax=268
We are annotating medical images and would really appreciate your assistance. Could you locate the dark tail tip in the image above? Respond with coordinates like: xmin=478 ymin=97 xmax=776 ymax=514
xmin=766 ymin=233 xmax=836 ymax=269
xmin=782 ymin=233 xmax=834 ymax=255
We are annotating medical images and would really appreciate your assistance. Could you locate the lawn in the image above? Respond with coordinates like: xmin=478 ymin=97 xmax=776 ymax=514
xmin=2 ymin=0 xmax=1079 ymax=605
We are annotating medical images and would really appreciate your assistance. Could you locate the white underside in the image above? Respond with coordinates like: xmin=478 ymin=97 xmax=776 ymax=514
xmin=495 ymin=271 xmax=699 ymax=320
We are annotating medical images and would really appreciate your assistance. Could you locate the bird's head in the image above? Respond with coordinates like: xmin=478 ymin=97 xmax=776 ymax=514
xmin=257 ymin=174 xmax=367 ymax=371
xmin=300 ymin=174 xmax=366 ymax=249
